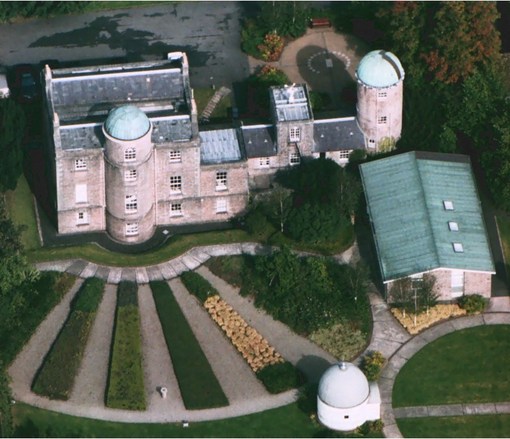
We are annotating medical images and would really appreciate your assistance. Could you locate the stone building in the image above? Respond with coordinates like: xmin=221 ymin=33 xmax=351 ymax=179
xmin=359 ymin=151 xmax=495 ymax=300
xmin=42 ymin=50 xmax=402 ymax=244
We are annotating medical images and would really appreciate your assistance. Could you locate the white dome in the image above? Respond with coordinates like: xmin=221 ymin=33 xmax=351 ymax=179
xmin=318 ymin=362 xmax=370 ymax=409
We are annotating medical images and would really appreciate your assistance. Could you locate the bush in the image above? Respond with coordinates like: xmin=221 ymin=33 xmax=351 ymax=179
xmin=360 ymin=351 xmax=385 ymax=381
xmin=180 ymin=271 xmax=219 ymax=303
xmin=244 ymin=207 xmax=273 ymax=238
xmin=309 ymin=321 xmax=367 ymax=360
xmin=458 ymin=294 xmax=488 ymax=314
xmin=106 ymin=282 xmax=145 ymax=411
xmin=255 ymin=361 xmax=305 ymax=394
xmin=356 ymin=419 xmax=385 ymax=435
xmin=150 ymin=281 xmax=228 ymax=409
xmin=258 ymin=32 xmax=284 ymax=61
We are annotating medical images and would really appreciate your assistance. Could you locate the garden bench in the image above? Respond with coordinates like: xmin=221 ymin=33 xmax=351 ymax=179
xmin=310 ymin=18 xmax=331 ymax=28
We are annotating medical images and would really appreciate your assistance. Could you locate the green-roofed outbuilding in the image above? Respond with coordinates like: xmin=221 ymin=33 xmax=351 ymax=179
xmin=360 ymin=151 xmax=494 ymax=301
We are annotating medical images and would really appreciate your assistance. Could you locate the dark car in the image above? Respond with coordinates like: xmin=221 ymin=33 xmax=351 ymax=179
xmin=13 ymin=64 xmax=39 ymax=103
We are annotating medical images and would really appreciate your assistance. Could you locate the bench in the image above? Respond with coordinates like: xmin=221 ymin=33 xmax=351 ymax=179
xmin=310 ymin=18 xmax=331 ymax=28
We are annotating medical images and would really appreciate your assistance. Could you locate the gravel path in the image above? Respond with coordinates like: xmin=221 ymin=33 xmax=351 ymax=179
xmin=69 ymin=283 xmax=117 ymax=406
xmin=137 ymin=283 xmax=185 ymax=413
xmin=196 ymin=266 xmax=337 ymax=383
xmin=168 ymin=278 xmax=268 ymax=404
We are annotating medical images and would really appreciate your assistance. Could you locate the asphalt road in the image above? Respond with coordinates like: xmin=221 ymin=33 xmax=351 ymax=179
xmin=0 ymin=2 xmax=251 ymax=87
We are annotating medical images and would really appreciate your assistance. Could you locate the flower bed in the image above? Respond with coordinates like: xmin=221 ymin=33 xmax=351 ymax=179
xmin=391 ymin=304 xmax=467 ymax=335
xmin=204 ymin=294 xmax=283 ymax=372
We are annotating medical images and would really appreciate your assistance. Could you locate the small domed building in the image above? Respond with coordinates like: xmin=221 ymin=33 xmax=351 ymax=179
xmin=356 ymin=50 xmax=405 ymax=152
xmin=317 ymin=362 xmax=381 ymax=432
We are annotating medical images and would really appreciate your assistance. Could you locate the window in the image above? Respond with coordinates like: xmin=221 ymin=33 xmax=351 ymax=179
xmin=443 ymin=200 xmax=454 ymax=210
xmin=170 ymin=203 xmax=182 ymax=216
xmin=124 ymin=147 xmax=136 ymax=161
xmin=169 ymin=150 xmax=182 ymax=163
xmin=448 ymin=221 xmax=459 ymax=231
xmin=289 ymin=148 xmax=300 ymax=165
xmin=216 ymin=198 xmax=228 ymax=213
xmin=170 ymin=175 xmax=182 ymax=193
xmin=124 ymin=169 xmax=137 ymax=182
xmin=75 ymin=184 xmax=87 ymax=204
xmin=453 ymin=242 xmax=464 ymax=253
xmin=77 ymin=211 xmax=88 ymax=225
xmin=451 ymin=270 xmax=464 ymax=296
xmin=289 ymin=127 xmax=301 ymax=142
xmin=259 ymin=157 xmax=270 ymax=168
xmin=216 ymin=171 xmax=227 ymax=191
xmin=74 ymin=158 xmax=87 ymax=171
xmin=125 ymin=195 xmax=137 ymax=212
xmin=377 ymin=115 xmax=387 ymax=124
xmin=378 ymin=91 xmax=387 ymax=99
xmin=125 ymin=223 xmax=139 ymax=236
xmin=339 ymin=150 xmax=352 ymax=160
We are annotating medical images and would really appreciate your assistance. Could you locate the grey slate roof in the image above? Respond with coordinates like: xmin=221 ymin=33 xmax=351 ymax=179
xmin=360 ymin=151 xmax=495 ymax=282
xmin=152 ymin=117 xmax=192 ymax=143
xmin=59 ymin=124 xmax=103 ymax=150
xmin=200 ymin=128 xmax=243 ymax=164
xmin=241 ymin=125 xmax=277 ymax=158
xmin=313 ymin=117 xmax=365 ymax=152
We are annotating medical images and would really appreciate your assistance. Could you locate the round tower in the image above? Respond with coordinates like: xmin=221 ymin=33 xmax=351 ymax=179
xmin=103 ymin=105 xmax=156 ymax=243
xmin=356 ymin=50 xmax=405 ymax=153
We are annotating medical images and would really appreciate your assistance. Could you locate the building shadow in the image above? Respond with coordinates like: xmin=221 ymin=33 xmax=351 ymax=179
xmin=296 ymin=354 xmax=333 ymax=384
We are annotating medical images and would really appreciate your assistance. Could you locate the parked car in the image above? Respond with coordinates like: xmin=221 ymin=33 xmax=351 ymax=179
xmin=13 ymin=64 xmax=39 ymax=103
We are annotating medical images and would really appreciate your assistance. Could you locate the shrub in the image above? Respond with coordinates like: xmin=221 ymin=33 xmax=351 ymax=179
xmin=309 ymin=321 xmax=367 ymax=360
xmin=360 ymin=351 xmax=385 ymax=381
xmin=244 ymin=207 xmax=273 ymax=238
xmin=257 ymin=32 xmax=284 ymax=61
xmin=356 ymin=419 xmax=384 ymax=435
xmin=180 ymin=271 xmax=218 ymax=303
xmin=255 ymin=361 xmax=305 ymax=394
xmin=458 ymin=294 xmax=488 ymax=314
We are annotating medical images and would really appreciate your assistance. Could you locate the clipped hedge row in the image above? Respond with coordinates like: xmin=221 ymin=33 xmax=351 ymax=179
xmin=180 ymin=271 xmax=219 ymax=303
xmin=256 ymin=361 xmax=305 ymax=394
xmin=106 ymin=281 xmax=146 ymax=411
xmin=150 ymin=281 xmax=228 ymax=410
xmin=32 ymin=277 xmax=105 ymax=400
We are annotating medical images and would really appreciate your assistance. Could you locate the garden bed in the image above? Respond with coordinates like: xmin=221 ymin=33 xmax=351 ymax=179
xmin=106 ymin=281 xmax=146 ymax=411
xmin=32 ymin=277 xmax=104 ymax=400
xmin=391 ymin=304 xmax=467 ymax=335
xmin=150 ymin=280 xmax=228 ymax=410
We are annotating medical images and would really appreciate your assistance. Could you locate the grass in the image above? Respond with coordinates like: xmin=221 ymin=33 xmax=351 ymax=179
xmin=497 ymin=215 xmax=510 ymax=280
xmin=0 ymin=271 xmax=76 ymax=366
xmin=12 ymin=401 xmax=331 ymax=438
xmin=393 ymin=325 xmax=510 ymax=407
xmin=205 ymin=256 xmax=246 ymax=287
xmin=150 ymin=281 xmax=228 ymax=410
xmin=106 ymin=282 xmax=146 ymax=411
xmin=31 ymin=278 xmax=105 ymax=400
xmin=397 ymin=414 xmax=510 ymax=438
xmin=194 ymin=88 xmax=231 ymax=121
xmin=4 ymin=174 xmax=40 ymax=251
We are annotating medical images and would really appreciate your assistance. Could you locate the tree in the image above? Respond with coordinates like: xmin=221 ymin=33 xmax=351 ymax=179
xmin=416 ymin=274 xmax=439 ymax=315
xmin=259 ymin=2 xmax=310 ymax=38
xmin=389 ymin=277 xmax=413 ymax=317
xmin=0 ymin=99 xmax=26 ymax=191
xmin=0 ymin=364 xmax=13 ymax=438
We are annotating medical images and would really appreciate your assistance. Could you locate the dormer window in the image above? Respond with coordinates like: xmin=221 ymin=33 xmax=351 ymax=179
xmin=453 ymin=242 xmax=464 ymax=253
xmin=448 ymin=221 xmax=459 ymax=231
xmin=443 ymin=200 xmax=454 ymax=210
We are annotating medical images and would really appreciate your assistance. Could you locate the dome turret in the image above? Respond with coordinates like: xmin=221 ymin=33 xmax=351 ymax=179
xmin=356 ymin=50 xmax=404 ymax=88
xmin=105 ymin=105 xmax=150 ymax=141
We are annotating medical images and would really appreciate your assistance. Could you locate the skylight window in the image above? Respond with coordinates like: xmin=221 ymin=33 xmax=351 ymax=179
xmin=448 ymin=221 xmax=459 ymax=231
xmin=443 ymin=200 xmax=454 ymax=210
xmin=453 ymin=242 xmax=464 ymax=253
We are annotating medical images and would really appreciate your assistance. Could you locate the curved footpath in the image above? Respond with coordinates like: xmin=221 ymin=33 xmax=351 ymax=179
xmin=8 ymin=242 xmax=510 ymax=437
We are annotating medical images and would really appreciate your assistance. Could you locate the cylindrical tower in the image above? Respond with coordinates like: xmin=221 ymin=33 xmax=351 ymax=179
xmin=356 ymin=50 xmax=405 ymax=153
xmin=103 ymin=105 xmax=156 ymax=243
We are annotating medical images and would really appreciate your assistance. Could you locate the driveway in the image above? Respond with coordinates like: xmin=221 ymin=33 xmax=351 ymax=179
xmin=0 ymin=2 xmax=250 ymax=87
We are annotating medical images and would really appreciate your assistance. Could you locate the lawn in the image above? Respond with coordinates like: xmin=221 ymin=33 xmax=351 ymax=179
xmin=397 ymin=414 xmax=510 ymax=438
xmin=150 ymin=281 xmax=228 ymax=410
xmin=497 ymin=215 xmax=510 ymax=279
xmin=194 ymin=88 xmax=231 ymax=122
xmin=31 ymin=278 xmax=105 ymax=400
xmin=393 ymin=325 xmax=510 ymax=407
xmin=106 ymin=282 xmax=146 ymax=411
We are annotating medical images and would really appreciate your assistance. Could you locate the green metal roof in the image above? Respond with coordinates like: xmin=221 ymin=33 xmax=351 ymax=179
xmin=360 ymin=152 xmax=495 ymax=282
xmin=105 ymin=105 xmax=150 ymax=141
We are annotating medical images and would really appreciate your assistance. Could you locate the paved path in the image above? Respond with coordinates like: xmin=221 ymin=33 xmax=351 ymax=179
xmin=393 ymin=401 xmax=510 ymax=419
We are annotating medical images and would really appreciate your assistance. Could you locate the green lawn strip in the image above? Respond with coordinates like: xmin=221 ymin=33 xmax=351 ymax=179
xmin=393 ymin=325 xmax=510 ymax=407
xmin=31 ymin=277 xmax=105 ymax=400
xmin=12 ymin=401 xmax=329 ymax=438
xmin=4 ymin=174 xmax=41 ymax=251
xmin=194 ymin=88 xmax=231 ymax=121
xmin=149 ymin=281 xmax=228 ymax=410
xmin=106 ymin=282 xmax=146 ymax=411
xmin=0 ymin=272 xmax=76 ymax=366
xmin=496 ymin=215 xmax=510 ymax=279
xmin=180 ymin=271 xmax=305 ymax=393
xmin=397 ymin=414 xmax=510 ymax=438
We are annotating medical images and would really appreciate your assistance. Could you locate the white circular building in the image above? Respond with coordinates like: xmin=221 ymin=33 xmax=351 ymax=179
xmin=103 ymin=105 xmax=156 ymax=243
xmin=317 ymin=362 xmax=381 ymax=431
xmin=356 ymin=50 xmax=404 ymax=153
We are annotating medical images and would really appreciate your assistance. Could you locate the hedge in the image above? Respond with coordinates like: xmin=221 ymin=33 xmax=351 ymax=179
xmin=150 ymin=281 xmax=228 ymax=409
xmin=255 ymin=361 xmax=305 ymax=394
xmin=180 ymin=270 xmax=219 ymax=303
xmin=32 ymin=277 xmax=105 ymax=400
xmin=106 ymin=281 xmax=146 ymax=410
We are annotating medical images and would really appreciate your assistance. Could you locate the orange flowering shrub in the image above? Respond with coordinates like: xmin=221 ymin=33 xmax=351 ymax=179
xmin=257 ymin=31 xmax=284 ymax=62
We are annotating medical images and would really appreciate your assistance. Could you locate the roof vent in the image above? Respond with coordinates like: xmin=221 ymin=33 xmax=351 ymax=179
xmin=453 ymin=242 xmax=464 ymax=253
